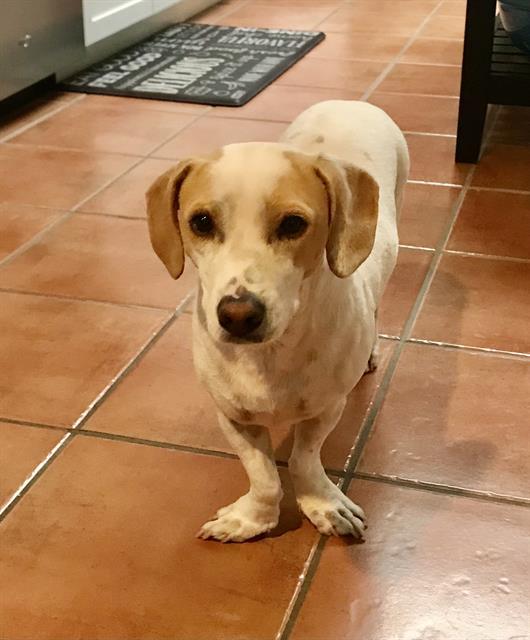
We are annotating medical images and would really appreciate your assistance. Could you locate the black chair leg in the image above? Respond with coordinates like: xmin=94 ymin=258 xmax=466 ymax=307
xmin=455 ymin=0 xmax=497 ymax=163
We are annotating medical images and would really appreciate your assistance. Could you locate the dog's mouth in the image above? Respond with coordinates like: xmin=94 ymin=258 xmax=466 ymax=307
xmin=219 ymin=330 xmax=266 ymax=345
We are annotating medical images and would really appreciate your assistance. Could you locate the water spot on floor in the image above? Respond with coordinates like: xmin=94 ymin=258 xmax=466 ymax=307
xmin=494 ymin=582 xmax=512 ymax=594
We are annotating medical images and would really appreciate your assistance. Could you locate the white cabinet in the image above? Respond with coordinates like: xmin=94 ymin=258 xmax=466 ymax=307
xmin=82 ymin=0 xmax=214 ymax=46
xmin=83 ymin=0 xmax=155 ymax=46
xmin=152 ymin=0 xmax=181 ymax=12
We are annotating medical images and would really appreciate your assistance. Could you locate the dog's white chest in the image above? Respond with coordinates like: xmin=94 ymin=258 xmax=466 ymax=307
xmin=192 ymin=305 xmax=374 ymax=428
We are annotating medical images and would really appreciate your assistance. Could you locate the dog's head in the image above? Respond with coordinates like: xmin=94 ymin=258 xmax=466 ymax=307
xmin=146 ymin=143 xmax=379 ymax=344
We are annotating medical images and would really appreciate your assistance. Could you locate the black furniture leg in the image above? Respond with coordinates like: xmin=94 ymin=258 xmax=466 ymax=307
xmin=456 ymin=0 xmax=497 ymax=163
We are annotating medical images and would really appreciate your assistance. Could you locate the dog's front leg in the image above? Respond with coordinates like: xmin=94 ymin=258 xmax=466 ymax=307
xmin=197 ymin=412 xmax=283 ymax=543
xmin=289 ymin=401 xmax=366 ymax=538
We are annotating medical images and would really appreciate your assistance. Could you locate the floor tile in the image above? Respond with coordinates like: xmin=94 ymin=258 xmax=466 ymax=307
xmin=309 ymin=32 xmax=408 ymax=61
xmin=0 ymin=144 xmax=138 ymax=209
xmin=420 ymin=13 xmax=465 ymax=38
xmin=291 ymin=479 xmax=530 ymax=639
xmin=194 ymin=0 xmax=251 ymax=24
xmin=8 ymin=101 xmax=196 ymax=155
xmin=0 ymin=203 xmax=64 ymax=260
xmin=436 ymin=0 xmax=467 ymax=17
xmin=399 ymin=183 xmax=460 ymax=248
xmin=448 ymin=190 xmax=530 ymax=259
xmin=0 ymin=292 xmax=168 ymax=426
xmin=360 ymin=344 xmax=530 ymax=497
xmin=379 ymin=247 xmax=433 ymax=337
xmin=489 ymin=106 xmax=530 ymax=146
xmin=154 ymin=117 xmax=287 ymax=159
xmin=342 ymin=0 xmax=439 ymax=12
xmin=369 ymin=92 xmax=458 ymax=134
xmin=401 ymin=37 xmax=464 ymax=65
xmin=0 ymin=93 xmax=82 ymax=142
xmin=472 ymin=143 xmax=530 ymax=190
xmin=0 ymin=435 xmax=317 ymax=640
xmin=0 ymin=214 xmax=196 ymax=308
xmin=0 ymin=423 xmax=65 ymax=507
xmin=319 ymin=7 xmax=427 ymax=35
xmin=406 ymin=134 xmax=471 ymax=184
xmin=217 ymin=2 xmax=334 ymax=29
xmin=377 ymin=63 xmax=461 ymax=96
xmin=79 ymin=158 xmax=176 ymax=218
xmin=211 ymin=84 xmax=361 ymax=122
xmin=85 ymin=312 xmax=396 ymax=472
xmin=413 ymin=254 xmax=530 ymax=353
xmin=276 ymin=58 xmax=386 ymax=92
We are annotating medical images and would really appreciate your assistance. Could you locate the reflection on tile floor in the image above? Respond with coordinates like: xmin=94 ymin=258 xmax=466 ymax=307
xmin=0 ymin=0 xmax=528 ymax=638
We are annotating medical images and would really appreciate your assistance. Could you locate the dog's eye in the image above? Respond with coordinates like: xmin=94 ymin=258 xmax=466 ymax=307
xmin=190 ymin=211 xmax=215 ymax=237
xmin=276 ymin=214 xmax=308 ymax=240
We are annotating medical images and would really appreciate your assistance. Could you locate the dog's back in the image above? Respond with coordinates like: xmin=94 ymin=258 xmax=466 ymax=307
xmin=281 ymin=100 xmax=409 ymax=214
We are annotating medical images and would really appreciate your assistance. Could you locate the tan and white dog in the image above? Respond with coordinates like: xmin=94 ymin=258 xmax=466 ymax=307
xmin=146 ymin=100 xmax=409 ymax=542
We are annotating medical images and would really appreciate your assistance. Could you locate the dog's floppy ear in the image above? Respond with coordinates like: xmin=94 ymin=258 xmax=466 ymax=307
xmin=315 ymin=156 xmax=379 ymax=278
xmin=146 ymin=160 xmax=194 ymax=279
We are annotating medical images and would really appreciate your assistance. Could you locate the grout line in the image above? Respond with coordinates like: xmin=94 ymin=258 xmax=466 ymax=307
xmin=3 ymin=140 xmax=145 ymax=159
xmin=353 ymin=472 xmax=530 ymax=509
xmin=0 ymin=108 xmax=209 ymax=269
xmin=0 ymin=417 xmax=66 ymax=432
xmin=359 ymin=1 xmax=446 ymax=101
xmin=0 ymin=287 xmax=178 ymax=313
xmin=468 ymin=185 xmax=530 ymax=196
xmin=0 ymin=292 xmax=193 ymax=523
xmin=276 ymin=535 xmax=328 ymax=640
xmin=379 ymin=333 xmax=400 ymax=341
xmin=407 ymin=178 xmax=462 ymax=188
xmin=401 ymin=131 xmax=456 ymax=138
xmin=312 ymin=0 xmax=355 ymax=29
xmin=406 ymin=337 xmax=530 ymax=360
xmin=275 ymin=475 xmax=347 ymax=640
xmin=339 ymin=169 xmax=477 ymax=474
xmin=0 ymin=210 xmax=73 ymax=271
xmin=399 ymin=244 xmax=435 ymax=252
xmin=0 ymin=94 xmax=87 ymax=143
xmin=0 ymin=417 xmax=346 ymax=475
xmin=77 ymin=428 xmax=240 ymax=460
xmin=343 ymin=107 xmax=503 ymax=476
xmin=277 ymin=91 xmax=499 ymax=640
xmin=0 ymin=433 xmax=73 ymax=519
xmin=71 ymin=111 xmax=207 ymax=213
xmin=70 ymin=293 xmax=194 ymax=430
xmin=443 ymin=249 xmax=530 ymax=264
xmin=372 ymin=89 xmax=458 ymax=100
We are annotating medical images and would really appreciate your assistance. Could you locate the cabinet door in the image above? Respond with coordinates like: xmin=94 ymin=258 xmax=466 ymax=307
xmin=83 ymin=0 xmax=153 ymax=46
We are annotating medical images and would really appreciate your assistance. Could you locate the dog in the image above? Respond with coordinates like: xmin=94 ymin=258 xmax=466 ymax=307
xmin=146 ymin=100 xmax=409 ymax=542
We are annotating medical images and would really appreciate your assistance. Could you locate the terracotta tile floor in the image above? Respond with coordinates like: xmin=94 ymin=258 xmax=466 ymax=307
xmin=1 ymin=1 xmax=529 ymax=638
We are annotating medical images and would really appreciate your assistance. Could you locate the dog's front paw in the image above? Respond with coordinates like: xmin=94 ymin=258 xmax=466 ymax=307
xmin=197 ymin=493 xmax=279 ymax=543
xmin=297 ymin=481 xmax=366 ymax=538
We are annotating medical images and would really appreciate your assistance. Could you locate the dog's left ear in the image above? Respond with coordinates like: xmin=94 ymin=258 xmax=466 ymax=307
xmin=315 ymin=156 xmax=379 ymax=278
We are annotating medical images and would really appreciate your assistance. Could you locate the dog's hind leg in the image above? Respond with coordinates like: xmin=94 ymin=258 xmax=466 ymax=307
xmin=197 ymin=413 xmax=283 ymax=543
xmin=289 ymin=400 xmax=366 ymax=538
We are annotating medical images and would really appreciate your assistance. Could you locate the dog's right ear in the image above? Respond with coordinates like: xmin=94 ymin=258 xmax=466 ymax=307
xmin=146 ymin=161 xmax=194 ymax=279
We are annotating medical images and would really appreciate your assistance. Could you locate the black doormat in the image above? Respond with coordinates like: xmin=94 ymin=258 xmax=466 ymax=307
xmin=60 ymin=23 xmax=324 ymax=107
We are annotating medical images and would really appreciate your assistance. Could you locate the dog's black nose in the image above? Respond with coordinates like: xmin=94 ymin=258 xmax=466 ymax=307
xmin=217 ymin=292 xmax=265 ymax=339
